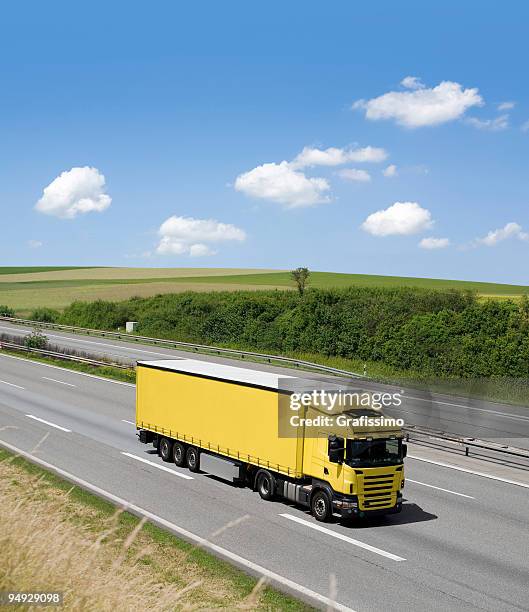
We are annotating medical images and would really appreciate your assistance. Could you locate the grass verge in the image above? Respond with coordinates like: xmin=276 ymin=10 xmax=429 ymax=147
xmin=0 ymin=448 xmax=312 ymax=611
xmin=0 ymin=347 xmax=136 ymax=384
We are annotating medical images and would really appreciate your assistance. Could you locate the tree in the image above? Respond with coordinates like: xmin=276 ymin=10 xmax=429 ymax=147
xmin=291 ymin=267 xmax=310 ymax=296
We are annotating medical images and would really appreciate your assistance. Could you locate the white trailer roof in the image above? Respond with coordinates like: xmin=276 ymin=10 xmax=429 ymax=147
xmin=137 ymin=358 xmax=295 ymax=390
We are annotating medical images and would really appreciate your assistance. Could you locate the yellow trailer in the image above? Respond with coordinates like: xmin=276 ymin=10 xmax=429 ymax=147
xmin=136 ymin=359 xmax=406 ymax=521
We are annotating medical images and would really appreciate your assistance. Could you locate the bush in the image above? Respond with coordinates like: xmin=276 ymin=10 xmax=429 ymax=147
xmin=55 ymin=287 xmax=529 ymax=378
xmin=30 ymin=307 xmax=60 ymax=323
xmin=60 ymin=300 xmax=134 ymax=330
xmin=0 ymin=305 xmax=15 ymax=317
xmin=24 ymin=329 xmax=48 ymax=350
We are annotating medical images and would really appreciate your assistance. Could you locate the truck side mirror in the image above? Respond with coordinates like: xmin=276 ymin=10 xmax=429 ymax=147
xmin=328 ymin=435 xmax=345 ymax=464
xmin=402 ymin=443 xmax=407 ymax=458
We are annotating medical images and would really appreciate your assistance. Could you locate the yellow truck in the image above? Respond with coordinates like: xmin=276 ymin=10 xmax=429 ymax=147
xmin=136 ymin=358 xmax=406 ymax=521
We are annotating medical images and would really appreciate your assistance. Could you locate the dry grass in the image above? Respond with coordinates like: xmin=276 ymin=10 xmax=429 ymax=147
xmin=0 ymin=282 xmax=291 ymax=312
xmin=0 ymin=268 xmax=278 ymax=283
xmin=0 ymin=455 xmax=303 ymax=611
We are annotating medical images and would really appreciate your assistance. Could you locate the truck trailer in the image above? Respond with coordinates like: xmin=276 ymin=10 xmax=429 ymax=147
xmin=136 ymin=358 xmax=406 ymax=521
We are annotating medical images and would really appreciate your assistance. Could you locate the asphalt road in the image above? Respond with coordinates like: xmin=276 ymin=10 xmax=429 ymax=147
xmin=1 ymin=353 xmax=528 ymax=611
xmin=1 ymin=321 xmax=529 ymax=447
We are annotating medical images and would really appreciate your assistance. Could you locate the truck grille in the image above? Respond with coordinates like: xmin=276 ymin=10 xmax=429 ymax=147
xmin=361 ymin=473 xmax=395 ymax=509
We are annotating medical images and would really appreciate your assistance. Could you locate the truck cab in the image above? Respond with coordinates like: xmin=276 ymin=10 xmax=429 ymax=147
xmin=310 ymin=433 xmax=405 ymax=518
xmin=300 ymin=406 xmax=406 ymax=520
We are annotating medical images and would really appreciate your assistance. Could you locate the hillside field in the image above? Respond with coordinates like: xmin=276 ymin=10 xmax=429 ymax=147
xmin=0 ymin=266 xmax=527 ymax=313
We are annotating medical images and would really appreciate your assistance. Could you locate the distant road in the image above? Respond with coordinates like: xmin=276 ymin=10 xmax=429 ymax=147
xmin=1 ymin=320 xmax=528 ymax=448
xmin=0 ymin=353 xmax=528 ymax=611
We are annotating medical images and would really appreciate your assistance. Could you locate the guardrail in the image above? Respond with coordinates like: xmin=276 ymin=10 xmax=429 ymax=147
xmin=404 ymin=424 xmax=529 ymax=468
xmin=0 ymin=315 xmax=364 ymax=379
xmin=0 ymin=340 xmax=132 ymax=370
xmin=2 ymin=316 xmax=529 ymax=470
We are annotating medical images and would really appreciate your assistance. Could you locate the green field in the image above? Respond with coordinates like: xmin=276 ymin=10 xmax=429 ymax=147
xmin=0 ymin=267 xmax=527 ymax=313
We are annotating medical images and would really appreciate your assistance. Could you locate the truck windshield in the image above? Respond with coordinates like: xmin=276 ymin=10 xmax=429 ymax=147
xmin=345 ymin=438 xmax=403 ymax=467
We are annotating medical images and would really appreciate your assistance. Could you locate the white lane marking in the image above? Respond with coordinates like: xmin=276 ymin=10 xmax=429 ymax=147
xmin=0 ymin=379 xmax=24 ymax=389
xmin=406 ymin=479 xmax=475 ymax=499
xmin=122 ymin=419 xmax=136 ymax=425
xmin=121 ymin=452 xmax=194 ymax=480
xmin=280 ymin=513 xmax=406 ymax=562
xmin=405 ymin=394 xmax=529 ymax=422
xmin=0 ymin=439 xmax=355 ymax=612
xmin=408 ymin=455 xmax=529 ymax=489
xmin=44 ymin=333 xmax=172 ymax=357
xmin=42 ymin=376 xmax=76 ymax=388
xmin=25 ymin=414 xmax=71 ymax=432
xmin=0 ymin=353 xmax=134 ymax=387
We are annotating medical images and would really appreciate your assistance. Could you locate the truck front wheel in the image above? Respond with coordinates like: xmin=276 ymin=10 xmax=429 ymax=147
xmin=173 ymin=442 xmax=186 ymax=466
xmin=186 ymin=446 xmax=200 ymax=472
xmin=311 ymin=490 xmax=332 ymax=522
xmin=159 ymin=437 xmax=173 ymax=462
xmin=256 ymin=471 xmax=275 ymax=501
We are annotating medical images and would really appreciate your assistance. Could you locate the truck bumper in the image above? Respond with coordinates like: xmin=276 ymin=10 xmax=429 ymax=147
xmin=333 ymin=492 xmax=403 ymax=518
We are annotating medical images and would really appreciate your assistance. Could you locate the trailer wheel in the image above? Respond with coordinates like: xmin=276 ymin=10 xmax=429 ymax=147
xmin=172 ymin=442 xmax=186 ymax=467
xmin=159 ymin=437 xmax=173 ymax=462
xmin=256 ymin=470 xmax=275 ymax=501
xmin=186 ymin=446 xmax=200 ymax=472
xmin=311 ymin=490 xmax=332 ymax=522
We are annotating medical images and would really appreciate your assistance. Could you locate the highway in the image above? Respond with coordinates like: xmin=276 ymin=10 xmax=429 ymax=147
xmin=1 ymin=320 xmax=529 ymax=447
xmin=1 ymin=352 xmax=529 ymax=611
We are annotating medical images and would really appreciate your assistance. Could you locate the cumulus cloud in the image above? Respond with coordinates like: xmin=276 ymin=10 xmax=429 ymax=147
xmin=382 ymin=164 xmax=398 ymax=178
xmin=337 ymin=168 xmax=371 ymax=182
xmin=291 ymin=145 xmax=387 ymax=168
xmin=466 ymin=114 xmax=509 ymax=131
xmin=419 ymin=237 xmax=450 ymax=250
xmin=35 ymin=167 xmax=111 ymax=219
xmin=362 ymin=202 xmax=433 ymax=237
xmin=27 ymin=240 xmax=43 ymax=249
xmin=400 ymin=76 xmax=424 ymax=90
xmin=353 ymin=79 xmax=483 ymax=128
xmin=476 ymin=222 xmax=528 ymax=247
xmin=235 ymin=143 xmax=388 ymax=207
xmin=498 ymin=101 xmax=515 ymax=111
xmin=156 ymin=216 xmax=246 ymax=257
xmin=234 ymin=161 xmax=330 ymax=208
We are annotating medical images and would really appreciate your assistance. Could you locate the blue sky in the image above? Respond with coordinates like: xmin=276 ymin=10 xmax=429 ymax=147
xmin=1 ymin=1 xmax=528 ymax=283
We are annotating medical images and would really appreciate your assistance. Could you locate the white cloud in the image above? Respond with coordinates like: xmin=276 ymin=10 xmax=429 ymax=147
xmin=353 ymin=79 xmax=483 ymax=128
xmin=498 ymin=101 xmax=515 ymax=111
xmin=291 ymin=145 xmax=387 ymax=168
xmin=35 ymin=167 xmax=111 ymax=219
xmin=362 ymin=202 xmax=433 ymax=237
xmin=476 ymin=222 xmax=529 ymax=247
xmin=401 ymin=76 xmax=424 ymax=90
xmin=338 ymin=168 xmax=371 ymax=182
xmin=189 ymin=243 xmax=217 ymax=257
xmin=382 ymin=164 xmax=398 ymax=178
xmin=419 ymin=237 xmax=450 ymax=250
xmin=466 ymin=114 xmax=509 ymax=131
xmin=235 ymin=144 xmax=387 ymax=207
xmin=27 ymin=240 xmax=43 ymax=249
xmin=521 ymin=120 xmax=529 ymax=132
xmin=156 ymin=216 xmax=246 ymax=257
xmin=234 ymin=161 xmax=330 ymax=207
